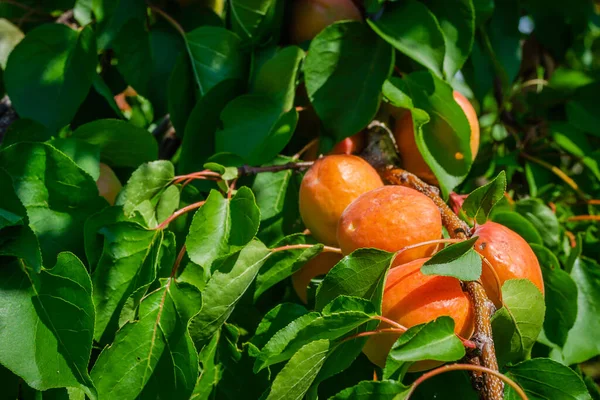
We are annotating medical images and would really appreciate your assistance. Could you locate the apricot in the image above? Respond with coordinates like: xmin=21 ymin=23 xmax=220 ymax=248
xmin=362 ymin=258 xmax=475 ymax=369
xmin=394 ymin=91 xmax=480 ymax=185
xmin=290 ymin=0 xmax=362 ymax=44
xmin=304 ymin=132 xmax=366 ymax=161
xmin=337 ymin=186 xmax=442 ymax=265
xmin=292 ymin=252 xmax=343 ymax=303
xmin=299 ymin=155 xmax=383 ymax=245
xmin=473 ymin=221 xmax=544 ymax=307
xmin=96 ymin=163 xmax=122 ymax=205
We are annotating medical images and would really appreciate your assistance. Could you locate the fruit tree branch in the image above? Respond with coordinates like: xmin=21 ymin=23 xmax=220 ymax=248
xmin=363 ymin=121 xmax=504 ymax=400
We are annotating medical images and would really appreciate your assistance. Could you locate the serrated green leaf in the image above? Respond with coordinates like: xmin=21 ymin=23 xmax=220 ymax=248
xmin=316 ymin=249 xmax=395 ymax=312
xmin=368 ymin=0 xmax=445 ymax=77
xmin=491 ymin=211 xmax=544 ymax=245
xmin=505 ymin=358 xmax=591 ymax=400
xmin=91 ymin=281 xmax=202 ymax=400
xmin=330 ymin=380 xmax=410 ymax=400
xmin=230 ymin=0 xmax=277 ymax=44
xmin=71 ymin=119 xmax=158 ymax=167
xmin=531 ymin=244 xmax=578 ymax=347
xmin=462 ymin=171 xmax=507 ymax=224
xmin=191 ymin=329 xmax=221 ymax=400
xmin=5 ymin=24 xmax=96 ymax=131
xmin=251 ymin=303 xmax=310 ymax=350
xmin=304 ymin=21 xmax=393 ymax=140
xmin=421 ymin=237 xmax=482 ymax=281
xmin=265 ymin=339 xmax=330 ymax=400
xmin=186 ymin=187 xmax=260 ymax=267
xmin=92 ymin=223 xmax=175 ymax=344
xmin=384 ymin=317 xmax=465 ymax=380
xmin=49 ymin=138 xmax=101 ymax=180
xmin=0 ymin=142 xmax=106 ymax=267
xmin=0 ymin=168 xmax=27 ymax=229
xmin=0 ymin=225 xmax=42 ymax=273
xmin=189 ymin=240 xmax=271 ymax=345
xmin=0 ymin=253 xmax=96 ymax=398
xmin=515 ymin=199 xmax=560 ymax=249
xmin=491 ymin=279 xmax=545 ymax=367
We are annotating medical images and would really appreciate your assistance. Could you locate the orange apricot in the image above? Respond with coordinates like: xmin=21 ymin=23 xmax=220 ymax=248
xmin=362 ymin=257 xmax=475 ymax=369
xmin=473 ymin=221 xmax=544 ymax=307
xmin=290 ymin=0 xmax=362 ymax=44
xmin=337 ymin=186 xmax=442 ymax=265
xmin=394 ymin=91 xmax=480 ymax=185
xmin=96 ymin=163 xmax=122 ymax=205
xmin=292 ymin=252 xmax=343 ymax=303
xmin=304 ymin=132 xmax=366 ymax=161
xmin=299 ymin=155 xmax=383 ymax=245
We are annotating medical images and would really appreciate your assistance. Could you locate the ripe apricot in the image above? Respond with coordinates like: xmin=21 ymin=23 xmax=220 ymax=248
xmin=474 ymin=221 xmax=544 ymax=307
xmin=362 ymin=258 xmax=475 ymax=369
xmin=290 ymin=0 xmax=362 ymax=44
xmin=337 ymin=186 xmax=442 ymax=265
xmin=299 ymin=155 xmax=383 ymax=245
xmin=292 ymin=252 xmax=343 ymax=303
xmin=304 ymin=132 xmax=366 ymax=161
xmin=394 ymin=91 xmax=480 ymax=184
xmin=96 ymin=163 xmax=122 ymax=205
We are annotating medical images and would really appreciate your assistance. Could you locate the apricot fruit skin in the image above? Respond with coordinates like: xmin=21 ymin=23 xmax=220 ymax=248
xmin=394 ymin=91 xmax=480 ymax=184
xmin=337 ymin=185 xmax=442 ymax=264
xmin=290 ymin=0 xmax=362 ymax=44
xmin=299 ymin=155 xmax=383 ymax=245
xmin=304 ymin=132 xmax=366 ymax=161
xmin=474 ymin=221 xmax=544 ymax=307
xmin=96 ymin=163 xmax=122 ymax=206
xmin=362 ymin=257 xmax=475 ymax=369
xmin=292 ymin=252 xmax=343 ymax=303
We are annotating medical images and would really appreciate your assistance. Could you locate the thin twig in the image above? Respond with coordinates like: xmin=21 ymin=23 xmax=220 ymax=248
xmin=520 ymin=152 xmax=587 ymax=199
xmin=293 ymin=138 xmax=319 ymax=160
xmin=153 ymin=200 xmax=206 ymax=231
xmin=238 ymin=161 xmax=314 ymax=175
xmin=406 ymin=364 xmax=528 ymax=400
xmin=566 ymin=215 xmax=600 ymax=222
xmin=170 ymin=245 xmax=187 ymax=278
xmin=269 ymin=244 xmax=342 ymax=254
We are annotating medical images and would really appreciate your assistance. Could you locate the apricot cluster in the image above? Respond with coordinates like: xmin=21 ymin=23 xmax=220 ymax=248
xmin=295 ymin=153 xmax=544 ymax=369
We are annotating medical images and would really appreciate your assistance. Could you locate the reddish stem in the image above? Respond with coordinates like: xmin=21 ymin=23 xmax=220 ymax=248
xmin=293 ymin=138 xmax=319 ymax=160
xmin=566 ymin=215 xmax=600 ymax=222
xmin=406 ymin=364 xmax=528 ymax=400
xmin=153 ymin=200 xmax=206 ymax=231
xmin=170 ymin=245 xmax=187 ymax=278
xmin=269 ymin=244 xmax=342 ymax=254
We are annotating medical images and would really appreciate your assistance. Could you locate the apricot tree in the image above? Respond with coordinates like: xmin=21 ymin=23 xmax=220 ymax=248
xmin=0 ymin=1 xmax=599 ymax=400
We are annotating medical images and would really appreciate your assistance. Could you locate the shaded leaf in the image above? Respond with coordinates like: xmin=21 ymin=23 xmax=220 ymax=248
xmin=330 ymin=380 xmax=409 ymax=400
xmin=491 ymin=211 xmax=544 ymax=245
xmin=515 ymin=199 xmax=560 ymax=249
xmin=462 ymin=171 xmax=507 ymax=224
xmin=421 ymin=237 xmax=482 ymax=281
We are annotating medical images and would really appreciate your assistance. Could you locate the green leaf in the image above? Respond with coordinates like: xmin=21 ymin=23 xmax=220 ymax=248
xmin=5 ymin=24 xmax=97 ymax=131
xmin=179 ymin=79 xmax=244 ymax=175
xmin=253 ymin=46 xmax=305 ymax=112
xmin=215 ymin=95 xmax=298 ymax=165
xmin=230 ymin=0 xmax=277 ymax=44
xmin=491 ymin=212 xmax=544 ymax=245
xmin=117 ymin=160 xmax=175 ymax=221
xmin=0 ymin=253 xmax=96 ymax=398
xmin=368 ymin=0 xmax=445 ymax=77
xmin=551 ymin=122 xmax=600 ymax=180
xmin=462 ymin=171 xmax=507 ymax=224
xmin=90 ymin=281 xmax=202 ymax=400
xmin=251 ymin=303 xmax=310 ymax=350
xmin=71 ymin=119 xmax=158 ymax=167
xmin=505 ymin=358 xmax=592 ymax=400
xmin=304 ymin=21 xmax=393 ymax=140
xmin=384 ymin=73 xmax=472 ymax=198
xmin=316 ymin=248 xmax=395 ymax=312
xmin=0 ymin=167 xmax=27 ymax=230
xmin=252 ymin=156 xmax=296 ymax=221
xmin=421 ymin=237 xmax=482 ymax=281
xmin=330 ymin=380 xmax=410 ymax=400
xmin=559 ymin=258 xmax=600 ymax=365
xmin=491 ymin=279 xmax=545 ymax=367
xmin=189 ymin=240 xmax=271 ymax=345
xmin=0 ymin=225 xmax=42 ymax=273
xmin=92 ymin=223 xmax=175 ymax=344
xmin=566 ymin=82 xmax=600 ymax=137
xmin=0 ymin=142 xmax=106 ymax=266
xmin=92 ymin=0 xmax=146 ymax=50
xmin=0 ymin=18 xmax=24 ymax=69
xmin=265 ymin=339 xmax=330 ymax=400
xmin=427 ymin=0 xmax=475 ymax=79
xmin=384 ymin=317 xmax=465 ymax=380
xmin=186 ymin=26 xmax=249 ymax=96
xmin=531 ymin=244 xmax=578 ymax=348
xmin=255 ymin=234 xmax=322 ymax=300
xmin=515 ymin=199 xmax=560 ymax=249
xmin=186 ymin=187 xmax=260 ymax=267
xmin=192 ymin=329 xmax=221 ymax=400
xmin=255 ymin=296 xmax=376 ymax=372
xmin=49 ymin=138 xmax=101 ymax=180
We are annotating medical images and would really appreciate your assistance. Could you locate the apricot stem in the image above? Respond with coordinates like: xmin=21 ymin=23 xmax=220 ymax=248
xmin=566 ymin=215 xmax=600 ymax=222
xmin=293 ymin=138 xmax=319 ymax=160
xmin=170 ymin=245 xmax=187 ymax=278
xmin=238 ymin=161 xmax=314 ymax=175
xmin=520 ymin=152 xmax=587 ymax=199
xmin=172 ymin=170 xmax=222 ymax=185
xmin=372 ymin=315 xmax=407 ymax=330
xmin=153 ymin=200 xmax=206 ymax=231
xmin=406 ymin=364 xmax=528 ymax=400
xmin=269 ymin=244 xmax=343 ymax=254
